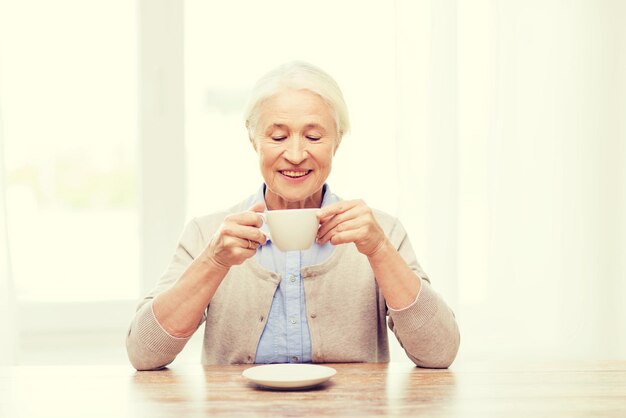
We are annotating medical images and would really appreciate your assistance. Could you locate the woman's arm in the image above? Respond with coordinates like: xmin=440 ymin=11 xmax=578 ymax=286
xmin=126 ymin=203 xmax=266 ymax=371
xmin=151 ymin=254 xmax=229 ymax=337
xmin=366 ymin=239 xmax=421 ymax=309
xmin=125 ymin=219 xmax=206 ymax=371
xmin=317 ymin=200 xmax=460 ymax=368
xmin=316 ymin=199 xmax=420 ymax=308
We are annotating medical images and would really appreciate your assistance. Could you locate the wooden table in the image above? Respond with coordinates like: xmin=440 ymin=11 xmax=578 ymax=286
xmin=1 ymin=361 xmax=625 ymax=417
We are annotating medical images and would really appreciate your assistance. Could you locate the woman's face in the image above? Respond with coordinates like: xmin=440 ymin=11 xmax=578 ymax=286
xmin=252 ymin=89 xmax=338 ymax=210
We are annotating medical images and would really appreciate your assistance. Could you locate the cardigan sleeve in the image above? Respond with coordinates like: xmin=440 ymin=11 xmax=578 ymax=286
xmin=126 ymin=219 xmax=206 ymax=371
xmin=385 ymin=219 xmax=461 ymax=368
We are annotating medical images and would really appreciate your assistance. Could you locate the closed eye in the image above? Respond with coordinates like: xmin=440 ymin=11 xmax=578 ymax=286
xmin=306 ymin=136 xmax=321 ymax=141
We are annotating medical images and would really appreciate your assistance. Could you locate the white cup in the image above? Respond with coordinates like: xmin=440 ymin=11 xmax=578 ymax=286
xmin=261 ymin=208 xmax=320 ymax=252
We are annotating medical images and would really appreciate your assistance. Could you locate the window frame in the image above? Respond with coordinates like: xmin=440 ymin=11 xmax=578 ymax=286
xmin=16 ymin=0 xmax=186 ymax=334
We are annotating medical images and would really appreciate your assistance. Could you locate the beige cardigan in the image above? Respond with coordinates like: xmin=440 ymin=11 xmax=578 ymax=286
xmin=126 ymin=200 xmax=460 ymax=370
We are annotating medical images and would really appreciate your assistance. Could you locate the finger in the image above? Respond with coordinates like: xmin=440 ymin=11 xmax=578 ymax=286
xmin=248 ymin=201 xmax=267 ymax=213
xmin=327 ymin=228 xmax=365 ymax=246
xmin=233 ymin=233 xmax=267 ymax=248
xmin=317 ymin=214 xmax=342 ymax=240
xmin=221 ymin=223 xmax=264 ymax=243
xmin=246 ymin=202 xmax=266 ymax=227
xmin=317 ymin=205 xmax=366 ymax=241
xmin=317 ymin=213 xmax=350 ymax=242
xmin=317 ymin=214 xmax=334 ymax=225
xmin=317 ymin=217 xmax=366 ymax=244
xmin=317 ymin=199 xmax=368 ymax=229
xmin=248 ymin=227 xmax=268 ymax=246
xmin=228 ymin=210 xmax=264 ymax=227
xmin=227 ymin=236 xmax=260 ymax=251
xmin=237 ymin=224 xmax=268 ymax=245
xmin=243 ymin=238 xmax=260 ymax=251
xmin=240 ymin=223 xmax=268 ymax=245
xmin=316 ymin=200 xmax=359 ymax=220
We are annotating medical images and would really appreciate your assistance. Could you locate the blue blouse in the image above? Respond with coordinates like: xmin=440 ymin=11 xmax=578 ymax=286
xmin=247 ymin=184 xmax=339 ymax=364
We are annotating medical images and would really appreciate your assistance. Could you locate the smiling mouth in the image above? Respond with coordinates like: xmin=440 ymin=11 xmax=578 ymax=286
xmin=280 ymin=170 xmax=312 ymax=178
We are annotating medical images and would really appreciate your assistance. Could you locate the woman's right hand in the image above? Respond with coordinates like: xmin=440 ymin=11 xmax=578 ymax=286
xmin=150 ymin=202 xmax=267 ymax=341
xmin=202 ymin=202 xmax=267 ymax=270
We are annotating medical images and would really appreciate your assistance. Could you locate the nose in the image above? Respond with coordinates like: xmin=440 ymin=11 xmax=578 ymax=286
xmin=283 ymin=137 xmax=308 ymax=164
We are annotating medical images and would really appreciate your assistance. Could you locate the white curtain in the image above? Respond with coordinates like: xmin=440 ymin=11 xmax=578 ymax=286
xmin=396 ymin=0 xmax=626 ymax=361
xmin=0 ymin=107 xmax=17 ymax=365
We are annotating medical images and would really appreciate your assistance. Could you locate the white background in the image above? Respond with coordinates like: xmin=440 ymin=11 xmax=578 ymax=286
xmin=0 ymin=0 xmax=624 ymax=366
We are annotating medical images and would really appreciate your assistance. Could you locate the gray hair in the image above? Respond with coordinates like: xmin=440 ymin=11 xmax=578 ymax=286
xmin=244 ymin=61 xmax=350 ymax=146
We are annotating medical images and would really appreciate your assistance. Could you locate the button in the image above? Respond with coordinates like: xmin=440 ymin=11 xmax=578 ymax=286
xmin=289 ymin=275 xmax=296 ymax=283
xmin=292 ymin=356 xmax=299 ymax=362
xmin=310 ymin=313 xmax=317 ymax=319
xmin=247 ymin=355 xmax=252 ymax=362
xmin=259 ymin=315 xmax=264 ymax=322
xmin=290 ymin=318 xmax=297 ymax=325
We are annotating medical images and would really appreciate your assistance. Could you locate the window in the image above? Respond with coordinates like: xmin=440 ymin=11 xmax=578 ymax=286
xmin=0 ymin=0 xmax=138 ymax=303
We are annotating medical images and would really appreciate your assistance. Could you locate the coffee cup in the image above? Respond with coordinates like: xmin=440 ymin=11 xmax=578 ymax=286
xmin=261 ymin=208 xmax=320 ymax=252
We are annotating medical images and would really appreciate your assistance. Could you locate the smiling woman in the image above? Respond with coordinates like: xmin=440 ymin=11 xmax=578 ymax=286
xmin=251 ymin=88 xmax=338 ymax=210
xmin=126 ymin=61 xmax=460 ymax=370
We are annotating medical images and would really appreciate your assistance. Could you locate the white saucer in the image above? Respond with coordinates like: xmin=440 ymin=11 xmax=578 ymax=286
xmin=242 ymin=364 xmax=336 ymax=389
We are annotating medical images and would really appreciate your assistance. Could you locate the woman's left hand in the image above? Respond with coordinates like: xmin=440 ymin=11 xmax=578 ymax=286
xmin=316 ymin=200 xmax=388 ymax=257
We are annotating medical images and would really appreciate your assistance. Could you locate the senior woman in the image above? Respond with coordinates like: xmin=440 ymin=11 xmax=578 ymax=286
xmin=126 ymin=61 xmax=460 ymax=370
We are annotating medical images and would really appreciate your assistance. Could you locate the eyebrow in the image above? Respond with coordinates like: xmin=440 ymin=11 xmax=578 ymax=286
xmin=266 ymin=123 xmax=326 ymax=131
xmin=303 ymin=123 xmax=325 ymax=131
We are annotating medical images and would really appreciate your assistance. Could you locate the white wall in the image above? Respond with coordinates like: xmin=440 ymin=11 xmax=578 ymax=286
xmin=0 ymin=109 xmax=17 ymax=365
xmin=395 ymin=0 xmax=626 ymax=363
xmin=455 ymin=0 xmax=626 ymax=361
xmin=1 ymin=0 xmax=625 ymax=365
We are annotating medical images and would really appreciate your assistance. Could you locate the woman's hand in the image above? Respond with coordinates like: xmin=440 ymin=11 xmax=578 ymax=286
xmin=151 ymin=202 xmax=267 ymax=340
xmin=316 ymin=200 xmax=388 ymax=257
xmin=203 ymin=202 xmax=267 ymax=270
